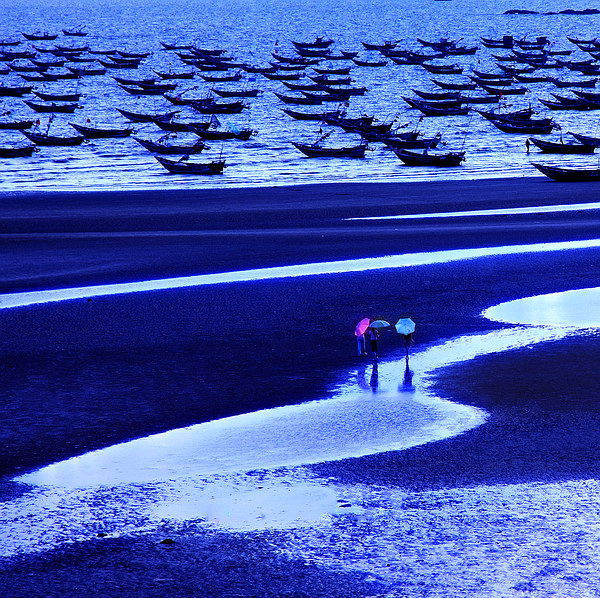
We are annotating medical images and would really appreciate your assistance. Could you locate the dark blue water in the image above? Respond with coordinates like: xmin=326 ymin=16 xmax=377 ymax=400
xmin=1 ymin=0 xmax=599 ymax=190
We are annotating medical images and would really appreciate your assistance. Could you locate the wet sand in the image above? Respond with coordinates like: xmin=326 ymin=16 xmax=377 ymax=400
xmin=1 ymin=177 xmax=600 ymax=596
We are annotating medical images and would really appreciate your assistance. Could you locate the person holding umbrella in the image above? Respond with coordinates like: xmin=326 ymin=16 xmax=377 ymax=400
xmin=366 ymin=320 xmax=390 ymax=360
xmin=355 ymin=317 xmax=370 ymax=356
xmin=395 ymin=318 xmax=416 ymax=363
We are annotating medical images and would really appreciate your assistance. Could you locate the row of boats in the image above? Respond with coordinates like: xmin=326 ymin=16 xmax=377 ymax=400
xmin=2 ymin=30 xmax=600 ymax=178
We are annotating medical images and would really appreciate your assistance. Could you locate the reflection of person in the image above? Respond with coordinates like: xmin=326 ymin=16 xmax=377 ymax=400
xmin=357 ymin=333 xmax=367 ymax=356
xmin=370 ymin=361 xmax=379 ymax=391
xmin=365 ymin=327 xmax=380 ymax=359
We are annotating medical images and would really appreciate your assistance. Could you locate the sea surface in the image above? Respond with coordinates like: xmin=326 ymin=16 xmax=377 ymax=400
xmin=1 ymin=0 xmax=600 ymax=191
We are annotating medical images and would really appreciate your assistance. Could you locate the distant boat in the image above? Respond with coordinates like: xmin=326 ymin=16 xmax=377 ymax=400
xmin=392 ymin=147 xmax=465 ymax=166
xmin=155 ymin=156 xmax=226 ymax=175
xmin=532 ymin=162 xmax=600 ymax=181
xmin=292 ymin=140 xmax=368 ymax=158
xmin=69 ymin=122 xmax=133 ymax=138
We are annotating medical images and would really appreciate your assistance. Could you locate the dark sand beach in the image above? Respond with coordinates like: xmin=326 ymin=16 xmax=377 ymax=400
xmin=1 ymin=177 xmax=600 ymax=596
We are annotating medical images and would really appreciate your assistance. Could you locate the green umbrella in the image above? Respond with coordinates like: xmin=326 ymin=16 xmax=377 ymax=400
xmin=369 ymin=319 xmax=391 ymax=329
xmin=395 ymin=318 xmax=416 ymax=335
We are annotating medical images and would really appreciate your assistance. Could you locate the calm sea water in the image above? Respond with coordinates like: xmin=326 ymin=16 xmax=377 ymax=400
xmin=1 ymin=0 xmax=600 ymax=191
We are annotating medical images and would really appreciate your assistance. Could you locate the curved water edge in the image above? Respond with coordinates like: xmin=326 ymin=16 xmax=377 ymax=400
xmin=1 ymin=285 xmax=598 ymax=557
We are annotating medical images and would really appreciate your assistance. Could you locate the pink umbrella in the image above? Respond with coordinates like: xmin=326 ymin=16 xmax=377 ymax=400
xmin=355 ymin=317 xmax=370 ymax=336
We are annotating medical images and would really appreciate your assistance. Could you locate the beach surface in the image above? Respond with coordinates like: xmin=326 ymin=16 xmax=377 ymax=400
xmin=1 ymin=177 xmax=600 ymax=597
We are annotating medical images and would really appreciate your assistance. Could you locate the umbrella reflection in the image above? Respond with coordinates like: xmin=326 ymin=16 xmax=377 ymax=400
xmin=401 ymin=363 xmax=415 ymax=392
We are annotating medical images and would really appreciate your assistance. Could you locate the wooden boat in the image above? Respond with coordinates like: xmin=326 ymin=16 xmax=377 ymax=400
xmin=352 ymin=58 xmax=387 ymax=67
xmin=361 ymin=41 xmax=397 ymax=51
xmin=402 ymin=97 xmax=469 ymax=116
xmin=0 ymin=144 xmax=36 ymax=157
xmin=0 ymin=84 xmax=33 ymax=96
xmin=422 ymin=63 xmax=463 ymax=74
xmin=292 ymin=37 xmax=334 ymax=49
xmin=21 ymin=129 xmax=85 ymax=145
xmin=312 ymin=66 xmax=352 ymax=75
xmin=568 ymin=131 xmax=600 ymax=147
xmin=412 ymin=88 xmax=460 ymax=100
xmin=476 ymin=107 xmax=535 ymax=121
xmin=133 ymin=136 xmax=207 ymax=154
xmin=0 ymin=118 xmax=36 ymax=130
xmin=531 ymin=162 xmax=600 ymax=181
xmin=263 ymin=71 xmax=304 ymax=81
xmin=538 ymin=98 xmax=599 ymax=111
xmin=431 ymin=78 xmax=477 ymax=90
xmin=292 ymin=141 xmax=367 ymax=158
xmin=481 ymin=35 xmax=514 ymax=48
xmin=489 ymin=119 xmax=555 ymax=133
xmin=479 ymin=84 xmax=527 ymax=95
xmin=155 ymin=156 xmax=226 ymax=174
xmin=275 ymin=91 xmax=323 ymax=105
xmin=0 ymin=39 xmax=22 ymax=46
xmin=67 ymin=65 xmax=106 ymax=76
xmin=152 ymin=116 xmax=210 ymax=132
xmin=119 ymin=84 xmax=166 ymax=95
xmin=381 ymin=131 xmax=443 ymax=149
xmin=160 ymin=42 xmax=193 ymax=51
xmin=282 ymin=108 xmax=340 ymax=120
xmin=154 ymin=70 xmax=195 ymax=79
xmin=212 ymin=88 xmax=261 ymax=98
xmin=188 ymin=99 xmax=248 ymax=114
xmin=23 ymin=100 xmax=80 ymax=113
xmin=514 ymin=72 xmax=548 ymax=83
xmin=34 ymin=91 xmax=81 ymax=101
xmin=69 ymin=122 xmax=133 ymax=138
xmin=22 ymin=32 xmax=57 ymax=41
xmin=200 ymin=71 xmax=242 ymax=82
xmin=62 ymin=27 xmax=88 ymax=37
xmin=187 ymin=126 xmax=254 ymax=140
xmin=529 ymin=137 xmax=596 ymax=154
xmin=310 ymin=74 xmax=352 ymax=85
xmin=392 ymin=147 xmax=465 ymax=166
xmin=295 ymin=47 xmax=332 ymax=58
xmin=117 ymin=108 xmax=178 ymax=122
xmin=546 ymin=76 xmax=598 ymax=88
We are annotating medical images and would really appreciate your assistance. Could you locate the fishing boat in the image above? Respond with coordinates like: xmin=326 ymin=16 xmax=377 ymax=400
xmin=23 ymin=100 xmax=80 ymax=113
xmin=188 ymin=99 xmax=248 ymax=114
xmin=282 ymin=107 xmax=341 ymax=120
xmin=392 ymin=147 xmax=465 ymax=166
xmin=154 ymin=70 xmax=195 ymax=80
xmin=0 ymin=144 xmax=36 ymax=157
xmin=155 ymin=156 xmax=226 ymax=174
xmin=0 ymin=84 xmax=33 ymax=97
xmin=33 ymin=91 xmax=81 ymax=101
xmin=187 ymin=125 xmax=254 ymax=140
xmin=291 ymin=140 xmax=368 ymax=158
xmin=69 ymin=122 xmax=133 ymax=138
xmin=528 ymin=137 xmax=596 ymax=154
xmin=62 ymin=27 xmax=88 ymax=37
xmin=212 ymin=88 xmax=262 ymax=98
xmin=531 ymin=162 xmax=600 ymax=181
xmin=133 ymin=136 xmax=207 ymax=154
xmin=116 ymin=108 xmax=178 ymax=122
xmin=568 ymin=131 xmax=600 ymax=147
xmin=489 ymin=119 xmax=555 ymax=133
xmin=0 ymin=118 xmax=36 ymax=130
xmin=22 ymin=31 xmax=57 ymax=41
xmin=352 ymin=58 xmax=387 ymax=67
xmin=21 ymin=129 xmax=85 ymax=145
xmin=292 ymin=37 xmax=334 ymax=49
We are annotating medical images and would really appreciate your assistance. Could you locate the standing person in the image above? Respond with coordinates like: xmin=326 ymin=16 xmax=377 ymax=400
xmin=357 ymin=332 xmax=367 ymax=356
xmin=401 ymin=332 xmax=414 ymax=363
xmin=525 ymin=138 xmax=531 ymax=154
xmin=365 ymin=327 xmax=380 ymax=360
